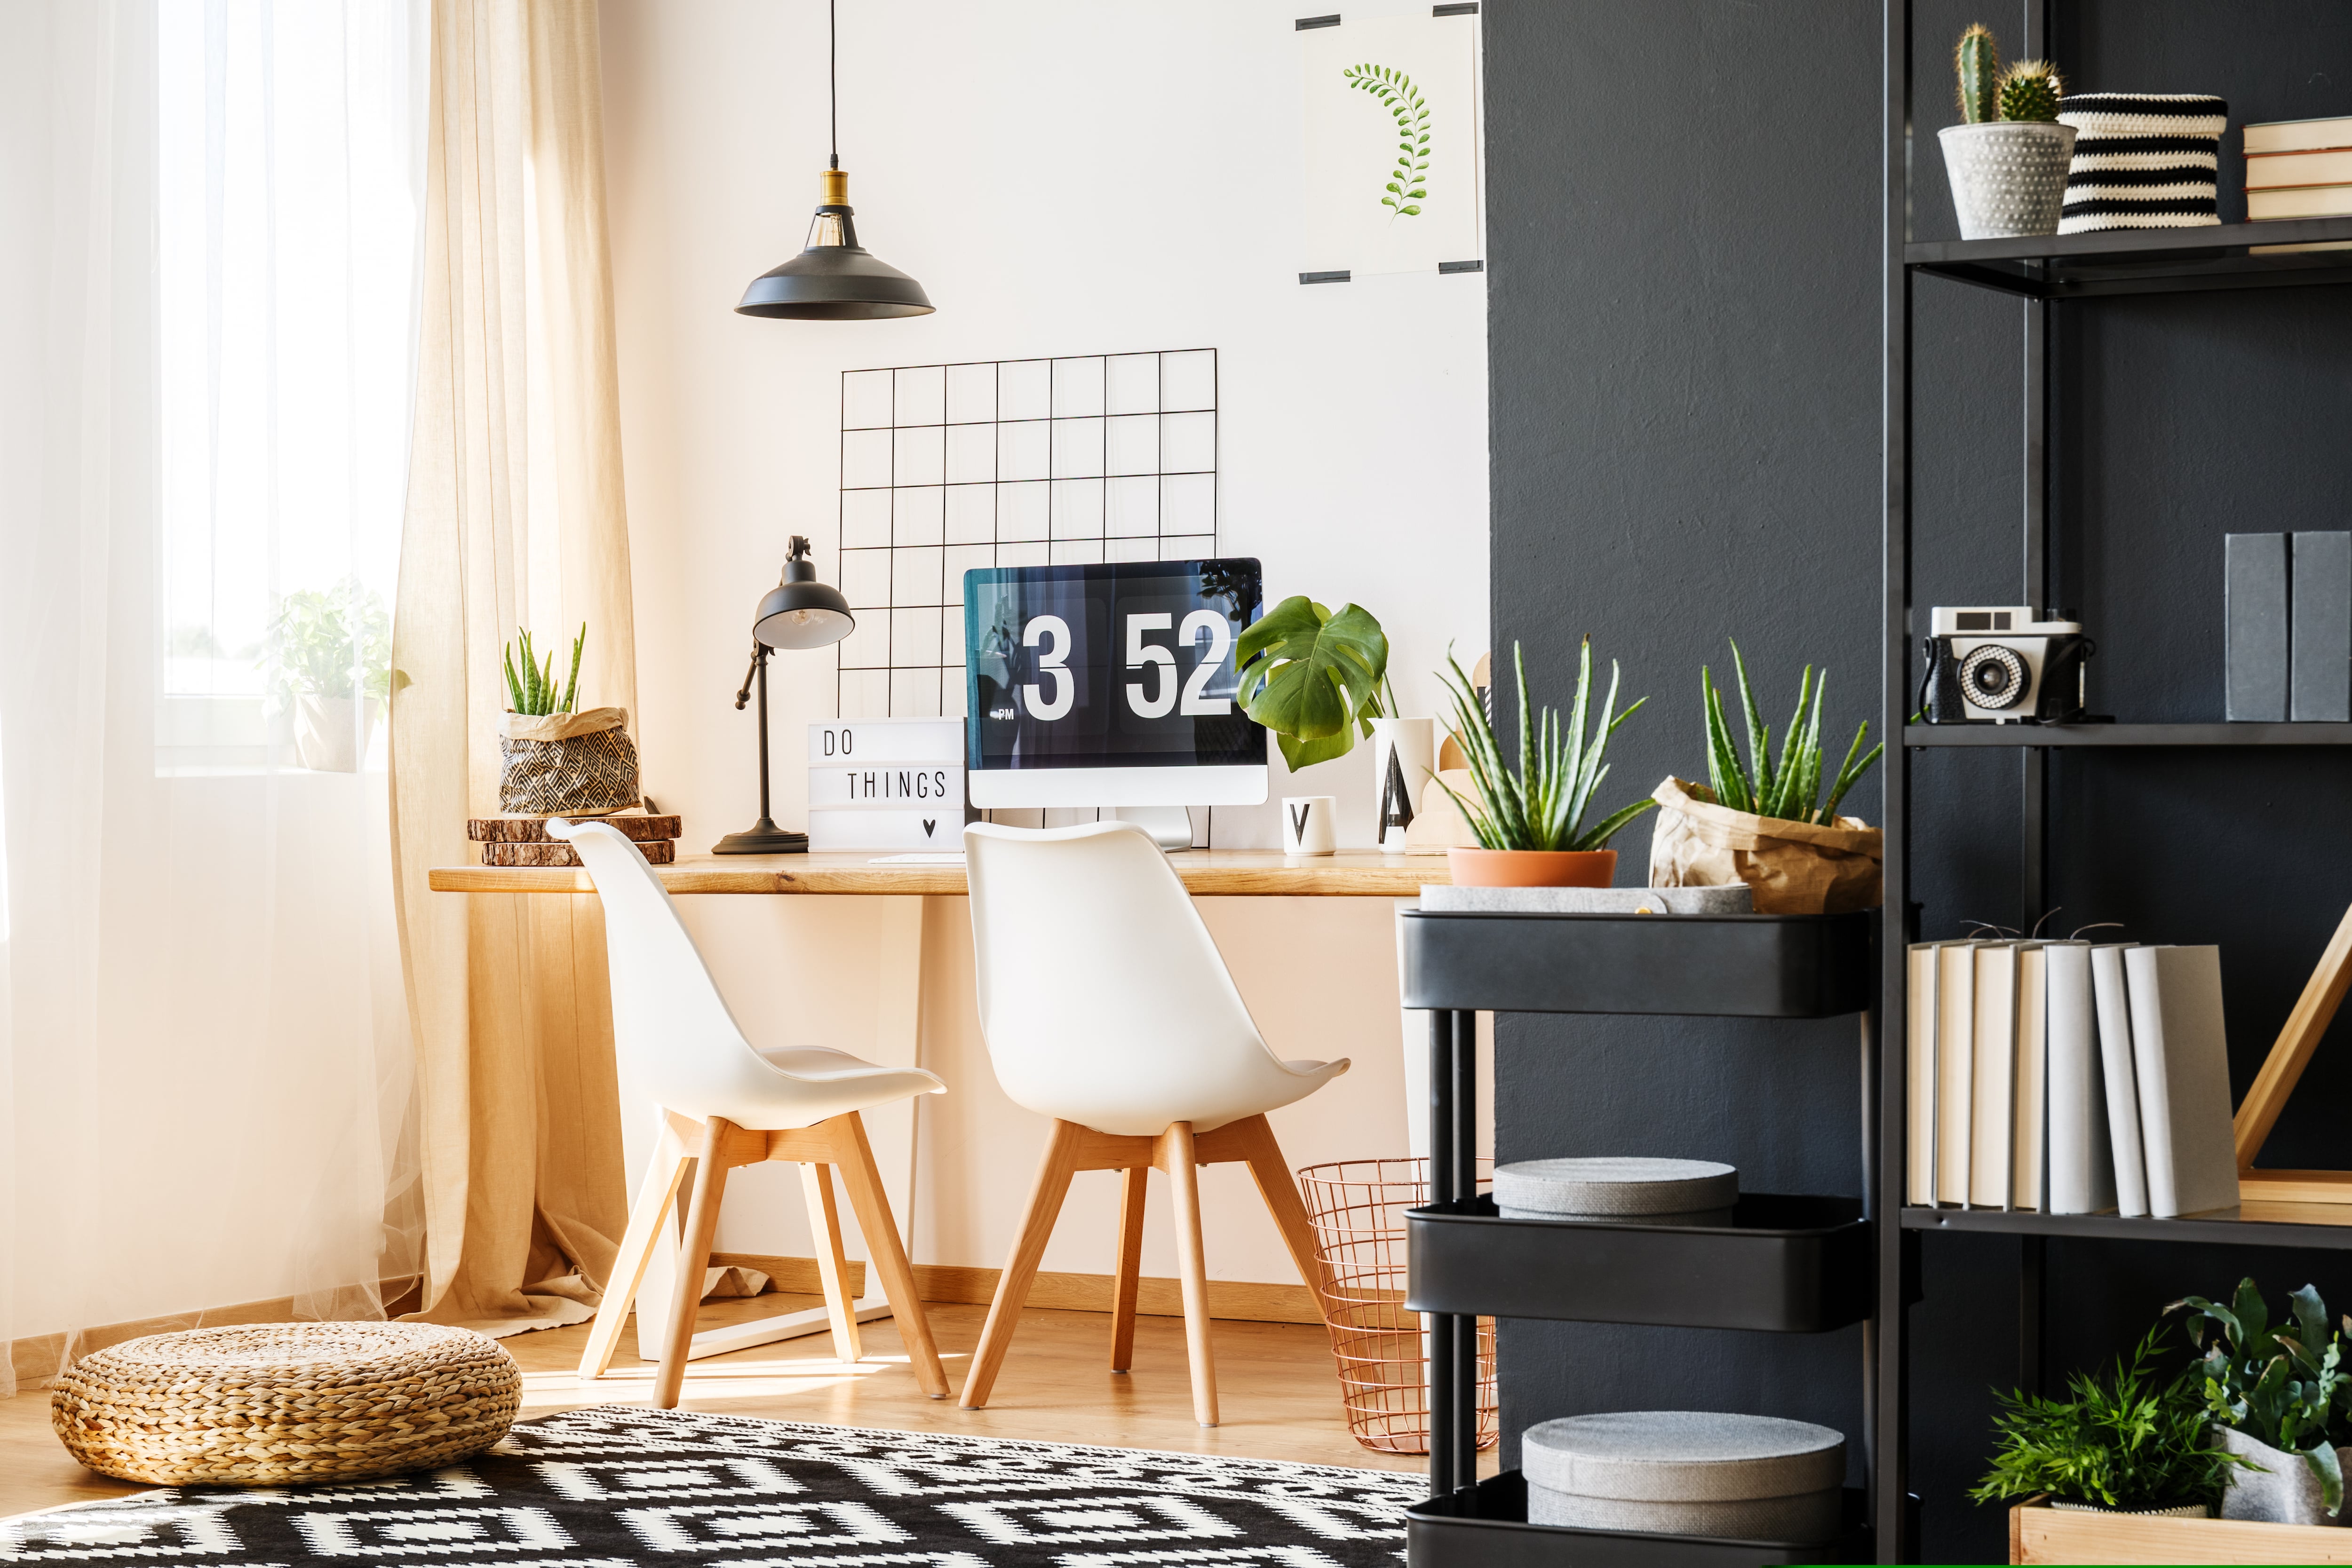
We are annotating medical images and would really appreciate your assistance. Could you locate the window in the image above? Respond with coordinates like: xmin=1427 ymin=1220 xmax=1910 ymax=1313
xmin=155 ymin=1 xmax=421 ymax=772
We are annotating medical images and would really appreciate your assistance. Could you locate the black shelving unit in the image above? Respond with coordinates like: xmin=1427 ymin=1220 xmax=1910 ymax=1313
xmin=1398 ymin=909 xmax=1880 ymax=1564
xmin=1879 ymin=2 xmax=2352 ymax=1561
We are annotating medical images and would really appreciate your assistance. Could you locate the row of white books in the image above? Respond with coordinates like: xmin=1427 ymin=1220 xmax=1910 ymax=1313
xmin=1905 ymin=941 xmax=2239 ymax=1220
xmin=2244 ymin=115 xmax=2352 ymax=223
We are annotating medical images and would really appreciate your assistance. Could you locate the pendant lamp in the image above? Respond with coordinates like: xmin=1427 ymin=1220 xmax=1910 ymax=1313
xmin=736 ymin=0 xmax=934 ymax=321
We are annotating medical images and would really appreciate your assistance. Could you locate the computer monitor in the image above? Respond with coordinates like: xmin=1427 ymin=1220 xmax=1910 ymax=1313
xmin=964 ymin=558 xmax=1266 ymax=809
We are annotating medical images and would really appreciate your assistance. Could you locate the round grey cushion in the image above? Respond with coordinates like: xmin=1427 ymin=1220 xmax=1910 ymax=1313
xmin=1528 ymin=1483 xmax=1843 ymax=1543
xmin=1522 ymin=1411 xmax=1843 ymax=1501
xmin=1492 ymin=1157 xmax=1737 ymax=1217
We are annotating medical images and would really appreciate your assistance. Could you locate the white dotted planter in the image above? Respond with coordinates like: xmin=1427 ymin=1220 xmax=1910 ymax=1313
xmin=1939 ymin=121 xmax=2078 ymax=239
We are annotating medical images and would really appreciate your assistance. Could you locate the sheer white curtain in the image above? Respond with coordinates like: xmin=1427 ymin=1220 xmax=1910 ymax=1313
xmin=0 ymin=0 xmax=427 ymax=1395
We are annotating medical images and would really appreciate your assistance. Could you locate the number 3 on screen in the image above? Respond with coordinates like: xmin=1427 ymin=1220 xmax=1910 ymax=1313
xmin=1023 ymin=614 xmax=1073 ymax=721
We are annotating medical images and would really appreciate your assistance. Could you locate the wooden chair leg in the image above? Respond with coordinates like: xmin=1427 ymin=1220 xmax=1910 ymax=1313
xmin=1109 ymin=1164 xmax=1148 ymax=1373
xmin=799 ymin=1161 xmax=863 ymax=1365
xmin=579 ymin=1115 xmax=691 ymax=1379
xmin=1227 ymin=1113 xmax=1335 ymax=1320
xmin=654 ymin=1116 xmax=734 ymax=1410
xmin=960 ymin=1118 xmax=1085 ymax=1410
xmin=1159 ymin=1120 xmax=1220 ymax=1427
xmin=829 ymin=1111 xmax=950 ymax=1400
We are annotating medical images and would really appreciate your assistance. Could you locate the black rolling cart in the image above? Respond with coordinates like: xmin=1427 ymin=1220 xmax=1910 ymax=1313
xmin=1395 ymin=906 xmax=1888 ymax=1565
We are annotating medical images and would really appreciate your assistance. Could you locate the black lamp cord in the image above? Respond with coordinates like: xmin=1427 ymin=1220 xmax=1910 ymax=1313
xmin=828 ymin=0 xmax=838 ymax=171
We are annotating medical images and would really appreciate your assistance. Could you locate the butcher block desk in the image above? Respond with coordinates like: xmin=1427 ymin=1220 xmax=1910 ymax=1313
xmin=429 ymin=848 xmax=1451 ymax=1363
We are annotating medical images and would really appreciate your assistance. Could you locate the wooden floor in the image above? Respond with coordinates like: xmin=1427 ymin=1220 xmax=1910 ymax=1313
xmin=4 ymin=1296 xmax=1451 ymax=1520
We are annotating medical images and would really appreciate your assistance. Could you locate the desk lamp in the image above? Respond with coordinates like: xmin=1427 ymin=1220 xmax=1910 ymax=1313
xmin=713 ymin=537 xmax=855 ymax=855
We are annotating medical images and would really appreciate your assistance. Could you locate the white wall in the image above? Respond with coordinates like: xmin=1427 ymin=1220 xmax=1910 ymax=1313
xmin=598 ymin=0 xmax=1488 ymax=1285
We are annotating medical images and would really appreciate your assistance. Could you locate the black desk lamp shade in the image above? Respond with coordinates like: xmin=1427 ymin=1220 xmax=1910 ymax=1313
xmin=714 ymin=539 xmax=855 ymax=855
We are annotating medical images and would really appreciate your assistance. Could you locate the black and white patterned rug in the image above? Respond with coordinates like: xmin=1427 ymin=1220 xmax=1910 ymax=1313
xmin=9 ymin=1404 xmax=1423 ymax=1564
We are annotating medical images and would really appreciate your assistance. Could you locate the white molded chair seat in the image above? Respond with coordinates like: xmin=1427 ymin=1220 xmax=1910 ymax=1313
xmin=549 ymin=819 xmax=947 ymax=1409
xmin=958 ymin=820 xmax=1348 ymax=1426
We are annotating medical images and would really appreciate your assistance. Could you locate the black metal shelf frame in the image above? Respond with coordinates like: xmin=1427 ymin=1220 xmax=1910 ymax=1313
xmin=1880 ymin=1 xmax=2352 ymax=1561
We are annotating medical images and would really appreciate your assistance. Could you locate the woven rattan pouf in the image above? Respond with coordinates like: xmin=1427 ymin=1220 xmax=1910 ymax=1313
xmin=51 ymin=1321 xmax=521 ymax=1485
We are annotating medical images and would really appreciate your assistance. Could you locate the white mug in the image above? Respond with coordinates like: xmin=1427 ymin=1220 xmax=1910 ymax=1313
xmin=1281 ymin=795 xmax=1338 ymax=856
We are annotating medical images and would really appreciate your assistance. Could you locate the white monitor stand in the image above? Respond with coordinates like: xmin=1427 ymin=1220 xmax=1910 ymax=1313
xmin=1112 ymin=805 xmax=1198 ymax=851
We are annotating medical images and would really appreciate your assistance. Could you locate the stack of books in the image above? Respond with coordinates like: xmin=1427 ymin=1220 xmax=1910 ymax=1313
xmin=2245 ymin=115 xmax=2352 ymax=225
xmin=805 ymin=717 xmax=973 ymax=852
xmin=1904 ymin=940 xmax=2237 ymax=1219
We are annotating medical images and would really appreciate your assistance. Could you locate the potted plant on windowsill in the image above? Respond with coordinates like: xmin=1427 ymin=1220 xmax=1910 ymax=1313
xmin=2170 ymin=1278 xmax=2352 ymax=1526
xmin=265 ymin=578 xmax=390 ymax=773
xmin=1972 ymin=1328 xmax=2247 ymax=1522
xmin=1432 ymin=640 xmax=1653 ymax=888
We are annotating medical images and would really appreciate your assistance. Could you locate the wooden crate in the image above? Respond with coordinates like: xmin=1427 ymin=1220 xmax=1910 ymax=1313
xmin=2011 ymin=1498 xmax=2352 ymax=1563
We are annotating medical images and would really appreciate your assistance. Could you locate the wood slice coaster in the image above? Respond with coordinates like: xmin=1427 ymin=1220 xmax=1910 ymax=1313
xmin=468 ymin=814 xmax=680 ymax=843
xmin=480 ymin=839 xmax=676 ymax=866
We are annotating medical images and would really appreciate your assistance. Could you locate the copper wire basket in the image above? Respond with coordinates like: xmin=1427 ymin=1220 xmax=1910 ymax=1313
xmin=1297 ymin=1157 xmax=1498 ymax=1455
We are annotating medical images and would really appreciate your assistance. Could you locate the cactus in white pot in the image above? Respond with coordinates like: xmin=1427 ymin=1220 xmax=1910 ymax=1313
xmin=1937 ymin=25 xmax=2077 ymax=239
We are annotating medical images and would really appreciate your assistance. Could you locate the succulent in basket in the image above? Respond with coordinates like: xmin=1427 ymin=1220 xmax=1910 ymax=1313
xmin=1698 ymin=640 xmax=1883 ymax=827
xmin=1971 ymin=1328 xmax=2249 ymax=1513
xmin=2169 ymin=1278 xmax=2352 ymax=1514
xmin=1433 ymin=640 xmax=1654 ymax=853
xmin=505 ymin=624 xmax=588 ymax=716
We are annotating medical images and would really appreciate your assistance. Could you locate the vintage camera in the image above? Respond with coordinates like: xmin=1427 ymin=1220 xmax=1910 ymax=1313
xmin=1922 ymin=607 xmax=2094 ymax=723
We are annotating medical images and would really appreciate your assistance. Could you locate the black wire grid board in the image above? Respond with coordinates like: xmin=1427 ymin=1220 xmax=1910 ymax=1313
xmin=9 ymin=1403 xmax=1421 ymax=1565
xmin=835 ymin=350 xmax=1219 ymax=721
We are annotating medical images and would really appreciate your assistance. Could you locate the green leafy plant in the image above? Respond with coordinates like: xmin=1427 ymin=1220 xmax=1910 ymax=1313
xmin=263 ymin=578 xmax=389 ymax=704
xmin=1434 ymin=641 xmax=1653 ymax=853
xmin=2170 ymin=1278 xmax=2352 ymax=1513
xmin=1971 ymin=1328 xmax=2249 ymax=1513
xmin=504 ymin=624 xmax=587 ymax=716
xmin=1343 ymin=63 xmax=1429 ymax=219
xmin=1700 ymin=641 xmax=1884 ymax=826
xmin=1955 ymin=23 xmax=2001 ymax=124
xmin=1235 ymin=596 xmax=1389 ymax=770
xmin=1998 ymin=58 xmax=2065 ymax=122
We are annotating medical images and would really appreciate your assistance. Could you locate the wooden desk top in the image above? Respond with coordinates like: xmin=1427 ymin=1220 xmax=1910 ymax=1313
xmin=428 ymin=848 xmax=1452 ymax=897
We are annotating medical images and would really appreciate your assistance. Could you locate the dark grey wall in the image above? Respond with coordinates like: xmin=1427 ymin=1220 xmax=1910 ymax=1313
xmin=1483 ymin=3 xmax=2352 ymax=1562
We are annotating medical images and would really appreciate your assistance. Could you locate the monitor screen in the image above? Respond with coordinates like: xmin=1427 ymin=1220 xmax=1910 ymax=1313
xmin=963 ymin=559 xmax=1265 ymax=805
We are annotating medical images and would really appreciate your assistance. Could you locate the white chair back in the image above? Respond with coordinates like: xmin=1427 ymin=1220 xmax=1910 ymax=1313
xmin=547 ymin=820 xmax=795 ymax=1122
xmin=963 ymin=820 xmax=1311 ymax=1136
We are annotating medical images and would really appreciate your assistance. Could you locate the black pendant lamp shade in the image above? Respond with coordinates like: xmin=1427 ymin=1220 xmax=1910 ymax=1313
xmin=737 ymin=168 xmax=933 ymax=320
xmin=735 ymin=1 xmax=932 ymax=321
xmin=754 ymin=537 xmax=856 ymax=649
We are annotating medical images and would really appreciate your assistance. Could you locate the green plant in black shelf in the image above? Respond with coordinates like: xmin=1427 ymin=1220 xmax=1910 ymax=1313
xmin=1955 ymin=23 xmax=2000 ymax=124
xmin=1971 ymin=1328 xmax=2250 ymax=1513
xmin=2169 ymin=1277 xmax=2352 ymax=1512
xmin=1343 ymin=63 xmax=1428 ymax=219
xmin=1432 ymin=640 xmax=1654 ymax=853
xmin=1997 ymin=59 xmax=2064 ymax=123
xmin=504 ymin=623 xmax=586 ymax=716
xmin=1699 ymin=640 xmax=1884 ymax=826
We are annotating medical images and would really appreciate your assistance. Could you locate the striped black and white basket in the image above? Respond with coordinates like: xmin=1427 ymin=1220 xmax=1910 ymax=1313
xmin=2057 ymin=93 xmax=2229 ymax=232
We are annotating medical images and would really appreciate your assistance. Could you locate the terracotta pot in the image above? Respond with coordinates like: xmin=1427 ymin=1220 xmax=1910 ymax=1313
xmin=1446 ymin=847 xmax=1616 ymax=888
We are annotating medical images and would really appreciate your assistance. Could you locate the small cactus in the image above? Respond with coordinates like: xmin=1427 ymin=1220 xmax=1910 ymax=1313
xmin=1998 ymin=60 xmax=2064 ymax=123
xmin=1955 ymin=24 xmax=2000 ymax=124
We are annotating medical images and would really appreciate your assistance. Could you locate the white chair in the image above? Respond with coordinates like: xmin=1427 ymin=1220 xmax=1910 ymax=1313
xmin=958 ymin=820 xmax=1348 ymax=1426
xmin=550 ymin=818 xmax=948 ymax=1409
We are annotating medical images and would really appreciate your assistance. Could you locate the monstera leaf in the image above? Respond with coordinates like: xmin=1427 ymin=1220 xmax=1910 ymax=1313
xmin=1236 ymin=596 xmax=1388 ymax=771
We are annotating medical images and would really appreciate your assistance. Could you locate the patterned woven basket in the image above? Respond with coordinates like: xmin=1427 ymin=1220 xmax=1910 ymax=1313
xmin=51 ymin=1322 xmax=521 ymax=1485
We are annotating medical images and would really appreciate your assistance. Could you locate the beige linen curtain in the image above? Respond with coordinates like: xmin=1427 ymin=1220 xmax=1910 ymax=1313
xmin=389 ymin=0 xmax=636 ymax=1332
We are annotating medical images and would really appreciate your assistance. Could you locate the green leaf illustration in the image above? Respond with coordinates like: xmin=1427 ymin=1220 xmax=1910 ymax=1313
xmin=1343 ymin=62 xmax=1431 ymax=222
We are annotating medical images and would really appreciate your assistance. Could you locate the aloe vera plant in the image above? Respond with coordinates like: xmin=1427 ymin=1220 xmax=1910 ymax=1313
xmin=1343 ymin=63 xmax=1429 ymax=219
xmin=2169 ymin=1278 xmax=2352 ymax=1513
xmin=1434 ymin=641 xmax=1653 ymax=853
xmin=1700 ymin=641 xmax=1883 ymax=826
xmin=504 ymin=624 xmax=587 ymax=716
